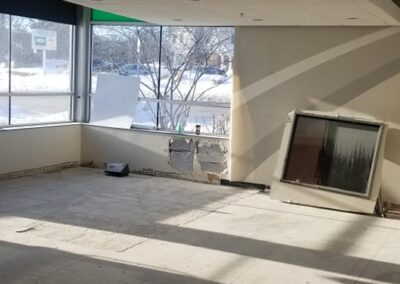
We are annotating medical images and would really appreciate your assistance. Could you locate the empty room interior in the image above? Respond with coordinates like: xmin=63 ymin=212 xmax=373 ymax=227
xmin=2 ymin=0 xmax=400 ymax=283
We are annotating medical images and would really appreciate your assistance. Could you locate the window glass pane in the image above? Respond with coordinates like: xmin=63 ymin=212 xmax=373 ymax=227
xmin=89 ymin=96 xmax=157 ymax=129
xmin=11 ymin=96 xmax=70 ymax=124
xmin=11 ymin=16 xmax=72 ymax=92
xmin=91 ymin=25 xmax=160 ymax=99
xmin=283 ymin=115 xmax=380 ymax=195
xmin=133 ymin=100 xmax=157 ymax=129
xmin=159 ymin=101 xmax=230 ymax=135
xmin=0 ymin=14 xmax=9 ymax=92
xmin=90 ymin=25 xmax=234 ymax=136
xmin=0 ymin=97 xmax=9 ymax=125
xmin=160 ymin=27 xmax=234 ymax=104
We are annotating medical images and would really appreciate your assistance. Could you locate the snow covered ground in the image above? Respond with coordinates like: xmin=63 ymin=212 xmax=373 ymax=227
xmin=11 ymin=96 xmax=70 ymax=124
xmin=132 ymin=100 xmax=230 ymax=134
xmin=0 ymin=97 xmax=8 ymax=125
xmin=92 ymin=70 xmax=232 ymax=134
xmin=0 ymin=96 xmax=70 ymax=125
xmin=91 ymin=70 xmax=232 ymax=104
xmin=4 ymin=67 xmax=71 ymax=92
xmin=0 ymin=67 xmax=71 ymax=125
xmin=0 ymin=67 xmax=231 ymax=135
xmin=0 ymin=67 xmax=8 ymax=93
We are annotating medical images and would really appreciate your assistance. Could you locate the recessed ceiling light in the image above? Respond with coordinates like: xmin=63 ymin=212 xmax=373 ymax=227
xmin=253 ymin=18 xmax=264 ymax=22
xmin=173 ymin=18 xmax=183 ymax=22
xmin=346 ymin=17 xmax=359 ymax=20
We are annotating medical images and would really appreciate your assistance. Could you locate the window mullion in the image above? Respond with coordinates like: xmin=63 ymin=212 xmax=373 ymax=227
xmin=4 ymin=14 xmax=74 ymax=125
xmin=8 ymin=14 xmax=12 ymax=125
xmin=156 ymin=26 xmax=163 ymax=130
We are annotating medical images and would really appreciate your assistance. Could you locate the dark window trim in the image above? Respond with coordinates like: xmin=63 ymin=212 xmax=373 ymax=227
xmin=0 ymin=0 xmax=77 ymax=25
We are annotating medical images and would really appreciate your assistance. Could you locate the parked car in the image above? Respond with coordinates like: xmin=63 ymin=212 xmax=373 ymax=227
xmin=195 ymin=66 xmax=227 ymax=76
xmin=92 ymin=58 xmax=113 ymax=72
xmin=118 ymin=63 xmax=152 ymax=76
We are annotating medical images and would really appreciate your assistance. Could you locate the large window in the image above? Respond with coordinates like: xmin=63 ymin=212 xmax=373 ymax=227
xmin=91 ymin=25 xmax=233 ymax=136
xmin=0 ymin=13 xmax=74 ymax=126
xmin=0 ymin=97 xmax=8 ymax=125
xmin=282 ymin=113 xmax=382 ymax=197
xmin=0 ymin=14 xmax=9 ymax=93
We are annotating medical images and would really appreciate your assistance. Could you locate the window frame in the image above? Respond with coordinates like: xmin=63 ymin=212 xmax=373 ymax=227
xmin=0 ymin=13 xmax=76 ymax=127
xmin=280 ymin=111 xmax=385 ymax=198
xmin=89 ymin=22 xmax=233 ymax=137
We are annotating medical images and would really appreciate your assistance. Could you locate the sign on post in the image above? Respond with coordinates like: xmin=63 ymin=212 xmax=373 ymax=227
xmin=31 ymin=29 xmax=57 ymax=75
xmin=31 ymin=29 xmax=57 ymax=51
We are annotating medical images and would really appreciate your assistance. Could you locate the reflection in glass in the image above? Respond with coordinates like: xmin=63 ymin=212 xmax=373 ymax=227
xmin=283 ymin=115 xmax=380 ymax=195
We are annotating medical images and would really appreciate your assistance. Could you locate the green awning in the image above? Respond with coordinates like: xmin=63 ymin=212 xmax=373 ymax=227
xmin=91 ymin=9 xmax=145 ymax=23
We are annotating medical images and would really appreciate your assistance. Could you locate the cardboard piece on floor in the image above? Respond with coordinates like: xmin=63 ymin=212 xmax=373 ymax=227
xmin=91 ymin=74 xmax=140 ymax=129
xmin=270 ymin=110 xmax=387 ymax=214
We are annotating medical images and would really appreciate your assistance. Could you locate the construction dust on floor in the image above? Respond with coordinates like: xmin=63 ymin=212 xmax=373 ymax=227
xmin=0 ymin=168 xmax=399 ymax=284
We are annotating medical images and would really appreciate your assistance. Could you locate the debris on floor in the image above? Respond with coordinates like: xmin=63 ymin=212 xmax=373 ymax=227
xmin=104 ymin=163 xmax=130 ymax=177
xmin=16 ymin=227 xmax=36 ymax=233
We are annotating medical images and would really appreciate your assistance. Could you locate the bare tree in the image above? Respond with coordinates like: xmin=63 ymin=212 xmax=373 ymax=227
xmin=92 ymin=26 xmax=234 ymax=134
xmin=0 ymin=15 xmax=9 ymax=67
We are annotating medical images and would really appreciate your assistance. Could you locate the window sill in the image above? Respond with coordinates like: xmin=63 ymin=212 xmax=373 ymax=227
xmin=83 ymin=123 xmax=230 ymax=140
xmin=0 ymin=122 xmax=230 ymax=140
xmin=0 ymin=121 xmax=79 ymax=132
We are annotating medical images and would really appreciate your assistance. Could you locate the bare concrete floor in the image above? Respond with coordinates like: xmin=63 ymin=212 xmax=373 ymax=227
xmin=0 ymin=168 xmax=400 ymax=284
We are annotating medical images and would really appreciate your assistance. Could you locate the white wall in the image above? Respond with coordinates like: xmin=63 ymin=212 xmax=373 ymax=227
xmin=0 ymin=122 xmax=228 ymax=183
xmin=231 ymin=26 xmax=400 ymax=203
xmin=81 ymin=125 xmax=175 ymax=173
xmin=81 ymin=125 xmax=229 ymax=182
xmin=4 ymin=24 xmax=400 ymax=204
xmin=0 ymin=124 xmax=81 ymax=175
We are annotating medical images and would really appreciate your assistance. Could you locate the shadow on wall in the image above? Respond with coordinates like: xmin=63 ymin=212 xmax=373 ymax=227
xmin=0 ymin=241 xmax=219 ymax=284
xmin=234 ymin=53 xmax=400 ymax=182
xmin=82 ymin=126 xmax=175 ymax=174
xmin=82 ymin=126 xmax=229 ymax=183
xmin=384 ymin=128 xmax=400 ymax=165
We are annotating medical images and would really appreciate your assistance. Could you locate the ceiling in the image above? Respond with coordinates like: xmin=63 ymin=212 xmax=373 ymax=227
xmin=64 ymin=0 xmax=400 ymax=26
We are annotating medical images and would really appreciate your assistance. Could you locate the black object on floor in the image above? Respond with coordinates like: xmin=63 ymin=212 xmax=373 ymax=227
xmin=105 ymin=163 xmax=130 ymax=177
xmin=221 ymin=179 xmax=267 ymax=190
